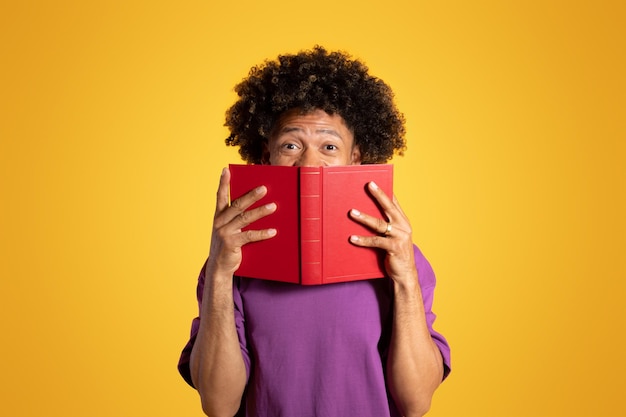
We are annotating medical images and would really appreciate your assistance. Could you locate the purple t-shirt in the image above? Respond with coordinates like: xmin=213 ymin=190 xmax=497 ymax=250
xmin=178 ymin=245 xmax=451 ymax=417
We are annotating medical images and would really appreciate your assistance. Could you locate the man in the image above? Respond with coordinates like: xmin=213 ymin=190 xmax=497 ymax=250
xmin=179 ymin=46 xmax=451 ymax=417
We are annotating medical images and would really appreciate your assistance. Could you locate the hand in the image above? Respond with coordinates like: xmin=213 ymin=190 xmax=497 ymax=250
xmin=349 ymin=181 xmax=417 ymax=286
xmin=207 ymin=168 xmax=277 ymax=276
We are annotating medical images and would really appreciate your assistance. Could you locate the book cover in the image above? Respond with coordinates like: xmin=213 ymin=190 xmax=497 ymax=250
xmin=229 ymin=164 xmax=393 ymax=285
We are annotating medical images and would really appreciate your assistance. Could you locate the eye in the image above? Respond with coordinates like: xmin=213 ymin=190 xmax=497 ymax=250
xmin=324 ymin=144 xmax=338 ymax=151
xmin=277 ymin=141 xmax=301 ymax=153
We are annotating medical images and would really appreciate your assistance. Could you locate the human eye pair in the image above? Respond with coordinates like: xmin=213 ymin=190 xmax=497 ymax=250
xmin=277 ymin=141 xmax=338 ymax=152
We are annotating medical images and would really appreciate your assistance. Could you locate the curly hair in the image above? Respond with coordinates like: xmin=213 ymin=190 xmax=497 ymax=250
xmin=224 ymin=46 xmax=406 ymax=164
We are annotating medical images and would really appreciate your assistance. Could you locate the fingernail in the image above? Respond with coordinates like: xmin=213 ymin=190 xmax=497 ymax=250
xmin=370 ymin=181 xmax=379 ymax=190
xmin=351 ymin=209 xmax=361 ymax=216
xmin=350 ymin=235 xmax=359 ymax=242
xmin=221 ymin=167 xmax=227 ymax=176
xmin=265 ymin=203 xmax=276 ymax=210
xmin=256 ymin=185 xmax=266 ymax=194
xmin=268 ymin=228 xmax=277 ymax=236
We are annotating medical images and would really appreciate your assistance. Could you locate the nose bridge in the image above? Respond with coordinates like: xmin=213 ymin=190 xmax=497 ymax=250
xmin=296 ymin=146 xmax=321 ymax=167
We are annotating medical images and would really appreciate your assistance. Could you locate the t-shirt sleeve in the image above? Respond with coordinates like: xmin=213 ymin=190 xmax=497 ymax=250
xmin=177 ymin=262 xmax=251 ymax=388
xmin=413 ymin=245 xmax=452 ymax=380
xmin=232 ymin=276 xmax=252 ymax=377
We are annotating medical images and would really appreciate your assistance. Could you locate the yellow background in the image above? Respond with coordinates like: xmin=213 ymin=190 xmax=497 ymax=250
xmin=1 ymin=1 xmax=624 ymax=416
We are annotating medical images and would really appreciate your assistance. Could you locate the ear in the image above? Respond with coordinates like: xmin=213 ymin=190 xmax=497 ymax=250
xmin=350 ymin=144 xmax=362 ymax=165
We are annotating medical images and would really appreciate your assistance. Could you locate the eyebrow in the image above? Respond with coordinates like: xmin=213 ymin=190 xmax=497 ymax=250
xmin=279 ymin=126 xmax=343 ymax=139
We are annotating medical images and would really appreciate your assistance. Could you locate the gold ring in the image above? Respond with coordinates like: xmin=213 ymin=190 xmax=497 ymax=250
xmin=384 ymin=222 xmax=392 ymax=236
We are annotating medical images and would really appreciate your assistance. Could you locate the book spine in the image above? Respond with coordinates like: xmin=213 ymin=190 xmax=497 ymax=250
xmin=299 ymin=167 xmax=322 ymax=284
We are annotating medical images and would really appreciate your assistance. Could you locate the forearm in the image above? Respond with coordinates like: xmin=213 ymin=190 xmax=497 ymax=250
xmin=387 ymin=273 xmax=443 ymax=417
xmin=190 ymin=268 xmax=247 ymax=417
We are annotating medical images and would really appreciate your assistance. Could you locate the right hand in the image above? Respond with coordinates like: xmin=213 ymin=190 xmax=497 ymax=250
xmin=207 ymin=167 xmax=277 ymax=276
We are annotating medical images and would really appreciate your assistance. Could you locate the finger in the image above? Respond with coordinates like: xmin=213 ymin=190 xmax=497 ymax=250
xmin=228 ymin=185 xmax=268 ymax=218
xmin=232 ymin=202 xmax=277 ymax=230
xmin=392 ymin=194 xmax=408 ymax=219
xmin=362 ymin=184 xmax=412 ymax=234
xmin=215 ymin=167 xmax=230 ymax=213
xmin=214 ymin=183 xmax=269 ymax=231
xmin=349 ymin=233 xmax=391 ymax=249
xmin=234 ymin=227 xmax=278 ymax=246
xmin=350 ymin=208 xmax=393 ymax=235
xmin=349 ymin=225 xmax=413 ymax=257
xmin=368 ymin=181 xmax=395 ymax=218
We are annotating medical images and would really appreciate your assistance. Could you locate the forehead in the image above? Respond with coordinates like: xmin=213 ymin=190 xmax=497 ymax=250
xmin=272 ymin=109 xmax=352 ymax=137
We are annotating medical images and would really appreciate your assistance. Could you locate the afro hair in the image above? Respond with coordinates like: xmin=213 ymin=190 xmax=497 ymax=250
xmin=224 ymin=46 xmax=407 ymax=164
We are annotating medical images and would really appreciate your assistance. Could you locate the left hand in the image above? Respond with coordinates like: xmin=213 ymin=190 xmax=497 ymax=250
xmin=349 ymin=181 xmax=417 ymax=285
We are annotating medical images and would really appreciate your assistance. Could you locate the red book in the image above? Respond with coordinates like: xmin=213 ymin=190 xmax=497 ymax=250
xmin=229 ymin=164 xmax=393 ymax=285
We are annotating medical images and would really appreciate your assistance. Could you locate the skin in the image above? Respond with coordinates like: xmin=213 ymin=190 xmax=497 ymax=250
xmin=190 ymin=109 xmax=444 ymax=417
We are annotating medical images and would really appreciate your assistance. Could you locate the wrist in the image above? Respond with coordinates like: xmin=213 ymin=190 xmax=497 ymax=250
xmin=391 ymin=271 xmax=421 ymax=297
